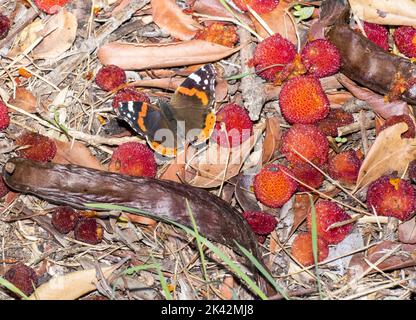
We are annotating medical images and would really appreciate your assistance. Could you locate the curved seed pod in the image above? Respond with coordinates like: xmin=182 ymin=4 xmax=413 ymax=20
xmin=324 ymin=0 xmax=416 ymax=104
xmin=2 ymin=158 xmax=272 ymax=295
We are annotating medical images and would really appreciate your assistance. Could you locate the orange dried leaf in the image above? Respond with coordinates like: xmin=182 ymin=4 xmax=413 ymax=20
xmin=355 ymin=123 xmax=416 ymax=191
xmin=8 ymin=87 xmax=37 ymax=113
xmin=53 ymin=139 xmax=106 ymax=171
xmin=97 ymin=40 xmax=243 ymax=70
xmin=151 ymin=0 xmax=200 ymax=40
xmin=262 ymin=117 xmax=281 ymax=164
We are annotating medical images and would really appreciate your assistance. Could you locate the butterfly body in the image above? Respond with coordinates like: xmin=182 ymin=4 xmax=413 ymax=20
xmin=116 ymin=64 xmax=217 ymax=157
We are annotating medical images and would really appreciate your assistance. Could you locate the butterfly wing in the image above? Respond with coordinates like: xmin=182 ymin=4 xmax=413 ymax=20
xmin=168 ymin=64 xmax=217 ymax=144
xmin=115 ymin=101 xmax=177 ymax=157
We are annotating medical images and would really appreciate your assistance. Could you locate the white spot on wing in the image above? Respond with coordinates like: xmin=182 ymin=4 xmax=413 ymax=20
xmin=128 ymin=102 xmax=134 ymax=113
xmin=189 ymin=73 xmax=201 ymax=84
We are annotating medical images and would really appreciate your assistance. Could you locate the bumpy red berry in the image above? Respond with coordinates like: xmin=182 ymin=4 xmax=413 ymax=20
xmin=251 ymin=33 xmax=296 ymax=81
xmin=281 ymin=124 xmax=329 ymax=165
xmin=95 ymin=65 xmax=126 ymax=91
xmin=4 ymin=263 xmax=38 ymax=296
xmin=307 ymin=200 xmax=354 ymax=244
xmin=301 ymin=39 xmax=341 ymax=78
xmin=290 ymin=163 xmax=324 ymax=192
xmin=317 ymin=108 xmax=354 ymax=137
xmin=233 ymin=0 xmax=279 ymax=14
xmin=364 ymin=22 xmax=389 ymax=51
xmin=242 ymin=211 xmax=277 ymax=235
xmin=0 ymin=100 xmax=10 ymax=131
xmin=291 ymin=233 xmax=329 ymax=267
xmin=74 ymin=218 xmax=103 ymax=245
xmin=15 ymin=132 xmax=57 ymax=162
xmin=379 ymin=114 xmax=416 ymax=139
xmin=253 ymin=164 xmax=298 ymax=208
xmin=34 ymin=0 xmax=71 ymax=14
xmin=211 ymin=104 xmax=253 ymax=147
xmin=367 ymin=175 xmax=416 ymax=221
xmin=394 ymin=26 xmax=416 ymax=58
xmin=0 ymin=13 xmax=10 ymax=40
xmin=279 ymin=75 xmax=329 ymax=124
xmin=51 ymin=206 xmax=79 ymax=234
xmin=327 ymin=150 xmax=362 ymax=185
xmin=109 ymin=142 xmax=157 ymax=177
xmin=112 ymin=88 xmax=150 ymax=109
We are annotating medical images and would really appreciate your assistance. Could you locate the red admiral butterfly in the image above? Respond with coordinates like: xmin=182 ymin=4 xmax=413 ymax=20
xmin=115 ymin=64 xmax=217 ymax=157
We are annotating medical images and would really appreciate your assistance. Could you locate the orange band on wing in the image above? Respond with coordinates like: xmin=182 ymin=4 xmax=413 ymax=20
xmin=150 ymin=141 xmax=177 ymax=157
xmin=198 ymin=112 xmax=216 ymax=142
xmin=177 ymin=87 xmax=209 ymax=106
xmin=137 ymin=103 xmax=149 ymax=131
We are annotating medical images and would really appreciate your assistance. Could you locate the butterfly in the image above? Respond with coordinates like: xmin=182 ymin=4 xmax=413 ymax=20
xmin=115 ymin=64 xmax=217 ymax=157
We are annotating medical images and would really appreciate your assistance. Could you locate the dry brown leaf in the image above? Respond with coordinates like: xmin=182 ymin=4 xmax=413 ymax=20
xmin=251 ymin=1 xmax=297 ymax=43
xmin=191 ymin=0 xmax=252 ymax=24
xmin=399 ymin=217 xmax=416 ymax=244
xmin=348 ymin=241 xmax=416 ymax=277
xmin=8 ymin=87 xmax=37 ymax=113
xmin=337 ymin=74 xmax=409 ymax=119
xmin=151 ymin=0 xmax=200 ymax=40
xmin=122 ymin=212 xmax=157 ymax=226
xmin=53 ymin=139 xmax=106 ymax=171
xmin=355 ymin=123 xmax=416 ymax=191
xmin=29 ymin=265 xmax=118 ymax=300
xmin=186 ymin=123 xmax=265 ymax=188
xmin=350 ymin=0 xmax=416 ymax=25
xmin=219 ymin=275 xmax=234 ymax=300
xmin=235 ymin=173 xmax=261 ymax=212
xmin=159 ymin=149 xmax=187 ymax=183
xmin=32 ymin=9 xmax=78 ymax=60
xmin=327 ymin=92 xmax=353 ymax=106
xmin=8 ymin=9 xmax=77 ymax=60
xmin=97 ymin=40 xmax=243 ymax=70
xmin=262 ymin=117 xmax=281 ymax=164
xmin=288 ymin=194 xmax=311 ymax=239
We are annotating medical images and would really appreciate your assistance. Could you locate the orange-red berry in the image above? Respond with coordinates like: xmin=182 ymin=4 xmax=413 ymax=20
xmin=15 ymin=132 xmax=57 ymax=162
xmin=112 ymin=88 xmax=150 ymax=109
xmin=364 ymin=22 xmax=389 ymax=51
xmin=251 ymin=34 xmax=296 ymax=81
xmin=109 ymin=142 xmax=157 ymax=178
xmin=34 ymin=0 xmax=71 ymax=14
xmin=74 ymin=218 xmax=103 ymax=245
xmin=290 ymin=163 xmax=324 ymax=191
xmin=301 ymin=39 xmax=341 ymax=78
xmin=281 ymin=124 xmax=329 ymax=165
xmin=51 ymin=206 xmax=79 ymax=234
xmin=327 ymin=150 xmax=362 ymax=185
xmin=279 ymin=75 xmax=329 ymax=124
xmin=242 ymin=211 xmax=277 ymax=235
xmin=291 ymin=233 xmax=329 ymax=267
xmin=253 ymin=164 xmax=298 ymax=208
xmin=367 ymin=175 xmax=416 ymax=221
xmin=307 ymin=200 xmax=354 ymax=244
xmin=95 ymin=65 xmax=126 ymax=91
xmin=4 ymin=263 xmax=38 ymax=296
xmin=394 ymin=26 xmax=416 ymax=58
xmin=211 ymin=104 xmax=253 ymax=147
xmin=317 ymin=108 xmax=354 ymax=137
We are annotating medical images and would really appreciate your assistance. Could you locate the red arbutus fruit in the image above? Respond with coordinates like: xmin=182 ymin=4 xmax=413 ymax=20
xmin=242 ymin=211 xmax=277 ymax=235
xmin=15 ymin=132 xmax=57 ymax=162
xmin=301 ymin=39 xmax=341 ymax=78
xmin=51 ymin=206 xmax=79 ymax=234
xmin=327 ymin=150 xmax=362 ymax=185
xmin=4 ymin=263 xmax=38 ymax=297
xmin=74 ymin=218 xmax=104 ymax=245
xmin=95 ymin=65 xmax=126 ymax=91
xmin=112 ymin=88 xmax=150 ymax=109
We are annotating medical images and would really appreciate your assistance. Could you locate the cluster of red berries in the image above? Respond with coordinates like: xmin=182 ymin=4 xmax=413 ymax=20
xmin=51 ymin=206 xmax=104 ymax=244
